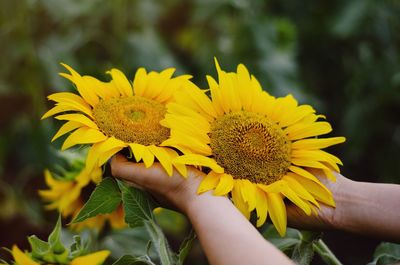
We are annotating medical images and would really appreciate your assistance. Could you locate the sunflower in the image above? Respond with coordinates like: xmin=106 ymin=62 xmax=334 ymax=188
xmin=161 ymin=59 xmax=345 ymax=236
xmin=39 ymin=168 xmax=125 ymax=230
xmin=42 ymin=64 xmax=190 ymax=177
xmin=7 ymin=245 xmax=109 ymax=265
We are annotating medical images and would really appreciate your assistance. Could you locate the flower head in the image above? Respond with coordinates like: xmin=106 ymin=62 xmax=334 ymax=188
xmin=39 ymin=165 xmax=125 ymax=231
xmin=8 ymin=245 xmax=109 ymax=265
xmin=42 ymin=64 xmax=191 ymax=177
xmin=162 ymin=59 xmax=345 ymax=236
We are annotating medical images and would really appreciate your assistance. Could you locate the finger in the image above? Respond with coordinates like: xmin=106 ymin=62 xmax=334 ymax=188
xmin=111 ymin=154 xmax=169 ymax=186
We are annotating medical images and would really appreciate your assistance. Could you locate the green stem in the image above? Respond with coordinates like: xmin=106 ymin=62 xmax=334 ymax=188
xmin=313 ymin=239 xmax=343 ymax=265
xmin=144 ymin=221 xmax=174 ymax=265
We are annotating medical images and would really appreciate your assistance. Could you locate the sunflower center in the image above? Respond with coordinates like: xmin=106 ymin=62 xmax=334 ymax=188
xmin=93 ymin=96 xmax=169 ymax=145
xmin=209 ymin=111 xmax=291 ymax=185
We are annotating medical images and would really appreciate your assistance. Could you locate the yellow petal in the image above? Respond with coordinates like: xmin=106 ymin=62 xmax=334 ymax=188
xmin=162 ymin=114 xmax=210 ymax=143
xmin=286 ymin=172 xmax=334 ymax=207
xmin=86 ymin=143 xmax=102 ymax=171
xmin=288 ymin=166 xmax=321 ymax=183
xmin=47 ymin=92 xmax=91 ymax=112
xmin=82 ymin=75 xmax=119 ymax=99
xmin=267 ymin=193 xmax=287 ymax=236
xmin=291 ymin=158 xmax=330 ymax=171
xmin=129 ymin=143 xmax=155 ymax=168
xmin=61 ymin=127 xmax=107 ymax=151
xmin=107 ymin=68 xmax=133 ymax=97
xmin=231 ymin=181 xmax=250 ymax=219
xmin=236 ymin=64 xmax=253 ymax=111
xmin=55 ymin=113 xmax=98 ymax=129
xmin=41 ymin=105 xmax=70 ymax=119
xmin=240 ymin=179 xmax=257 ymax=211
xmin=279 ymin=104 xmax=315 ymax=128
xmin=285 ymin=122 xmax=332 ymax=141
xmin=270 ymin=94 xmax=298 ymax=122
xmin=70 ymin=250 xmax=110 ymax=265
xmin=164 ymin=148 xmax=188 ymax=177
xmin=280 ymin=180 xmax=311 ymax=215
xmin=60 ymin=63 xmax=99 ymax=107
xmin=148 ymin=145 xmax=173 ymax=176
xmin=52 ymin=121 xmax=82 ymax=142
xmin=12 ymin=245 xmax=40 ymax=265
xmin=291 ymin=150 xmax=342 ymax=172
xmin=282 ymin=175 xmax=319 ymax=207
xmin=207 ymin=75 xmax=225 ymax=116
xmin=213 ymin=173 xmax=234 ymax=196
xmin=163 ymin=132 xmax=212 ymax=156
xmin=255 ymin=188 xmax=268 ymax=227
xmin=132 ymin=67 xmax=148 ymax=96
xmin=197 ymin=171 xmax=221 ymax=193
xmin=144 ymin=69 xmax=175 ymax=100
xmin=173 ymin=154 xmax=224 ymax=173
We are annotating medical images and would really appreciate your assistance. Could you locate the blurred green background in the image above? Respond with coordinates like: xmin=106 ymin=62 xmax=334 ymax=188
xmin=0 ymin=0 xmax=399 ymax=264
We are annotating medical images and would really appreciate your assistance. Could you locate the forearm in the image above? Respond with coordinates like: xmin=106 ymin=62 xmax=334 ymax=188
xmin=334 ymin=179 xmax=400 ymax=242
xmin=184 ymin=192 xmax=294 ymax=265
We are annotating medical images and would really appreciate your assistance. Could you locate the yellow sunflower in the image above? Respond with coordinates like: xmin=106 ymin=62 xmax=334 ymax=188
xmin=161 ymin=59 xmax=345 ymax=236
xmin=42 ymin=64 xmax=190 ymax=177
xmin=8 ymin=245 xmax=109 ymax=265
xmin=39 ymin=168 xmax=125 ymax=230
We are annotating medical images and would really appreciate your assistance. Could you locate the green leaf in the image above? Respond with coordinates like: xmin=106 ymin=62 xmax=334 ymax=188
xmin=73 ymin=177 xmax=121 ymax=223
xmin=368 ymin=242 xmax=400 ymax=265
xmin=262 ymin=225 xmax=301 ymax=252
xmin=48 ymin=215 xmax=66 ymax=254
xmin=178 ymin=229 xmax=196 ymax=265
xmin=291 ymin=231 xmax=321 ymax=265
xmin=112 ymin=254 xmax=154 ymax=265
xmin=117 ymin=180 xmax=156 ymax=227
xmin=28 ymin=235 xmax=50 ymax=257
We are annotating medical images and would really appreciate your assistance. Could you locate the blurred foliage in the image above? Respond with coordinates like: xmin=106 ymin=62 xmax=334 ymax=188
xmin=1 ymin=0 xmax=399 ymax=264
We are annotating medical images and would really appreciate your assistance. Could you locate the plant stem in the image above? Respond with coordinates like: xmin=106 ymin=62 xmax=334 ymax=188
xmin=144 ymin=220 xmax=174 ymax=265
xmin=313 ymin=239 xmax=343 ymax=265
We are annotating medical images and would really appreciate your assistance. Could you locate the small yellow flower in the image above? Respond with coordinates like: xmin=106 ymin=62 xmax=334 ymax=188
xmin=162 ymin=59 xmax=345 ymax=236
xmin=42 ymin=64 xmax=191 ymax=177
xmin=39 ymin=168 xmax=125 ymax=230
xmin=11 ymin=245 xmax=39 ymax=265
xmin=9 ymin=245 xmax=110 ymax=265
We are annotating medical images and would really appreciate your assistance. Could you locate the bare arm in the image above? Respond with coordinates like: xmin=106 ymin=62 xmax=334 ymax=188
xmin=287 ymin=171 xmax=400 ymax=242
xmin=111 ymin=154 xmax=294 ymax=265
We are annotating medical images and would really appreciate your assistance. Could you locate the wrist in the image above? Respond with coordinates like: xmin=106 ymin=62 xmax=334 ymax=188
xmin=329 ymin=176 xmax=360 ymax=231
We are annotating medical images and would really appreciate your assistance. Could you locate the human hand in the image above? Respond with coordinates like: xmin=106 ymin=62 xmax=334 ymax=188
xmin=110 ymin=153 xmax=207 ymax=214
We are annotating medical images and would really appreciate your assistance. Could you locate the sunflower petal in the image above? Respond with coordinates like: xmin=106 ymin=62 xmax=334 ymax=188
xmin=52 ymin=121 xmax=82 ymax=142
xmin=148 ymin=146 xmax=173 ymax=176
xmin=280 ymin=180 xmax=311 ymax=215
xmin=213 ymin=173 xmax=234 ymax=196
xmin=70 ymin=250 xmax=110 ymax=265
xmin=267 ymin=193 xmax=287 ymax=236
xmin=231 ymin=181 xmax=250 ymax=219
xmin=61 ymin=127 xmax=107 ymax=151
xmin=173 ymin=154 xmax=224 ymax=173
xmin=107 ymin=68 xmax=133 ymax=97
xmin=164 ymin=148 xmax=188 ymax=177
xmin=285 ymin=122 xmax=332 ymax=140
xmin=12 ymin=245 xmax=40 ymax=265
xmin=198 ymin=171 xmax=220 ymax=193
xmin=133 ymin=67 xmax=148 ymax=97
xmin=292 ymin=137 xmax=346 ymax=150
xmin=55 ymin=113 xmax=98 ymax=129
xmin=60 ymin=64 xmax=99 ymax=107
xmin=255 ymin=188 xmax=268 ymax=227
xmin=282 ymin=175 xmax=319 ymax=207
